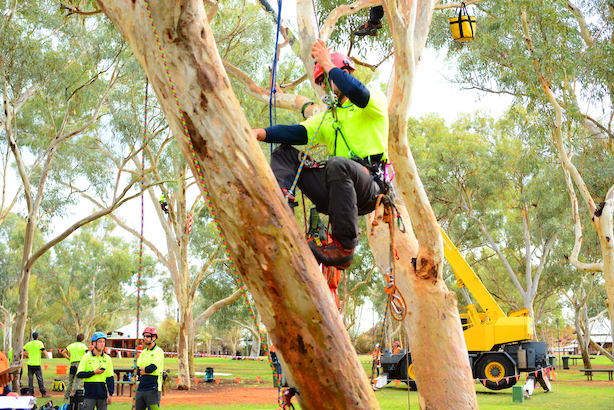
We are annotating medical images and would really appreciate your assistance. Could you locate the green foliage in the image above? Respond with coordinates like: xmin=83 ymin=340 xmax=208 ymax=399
xmin=409 ymin=108 xmax=579 ymax=321
xmin=29 ymin=220 xmax=159 ymax=347
xmin=196 ymin=264 xmax=245 ymax=333
xmin=156 ymin=317 xmax=180 ymax=353
xmin=0 ymin=212 xmax=49 ymax=308
xmin=1 ymin=1 xmax=143 ymax=223
xmin=428 ymin=1 xmax=614 ymax=156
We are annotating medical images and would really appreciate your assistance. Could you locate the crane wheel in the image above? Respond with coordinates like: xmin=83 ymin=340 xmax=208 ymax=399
xmin=476 ymin=353 xmax=517 ymax=390
xmin=398 ymin=356 xmax=418 ymax=391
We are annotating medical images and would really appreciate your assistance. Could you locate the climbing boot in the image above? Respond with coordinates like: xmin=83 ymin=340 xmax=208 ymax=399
xmin=353 ymin=21 xmax=382 ymax=37
xmin=308 ymin=236 xmax=354 ymax=269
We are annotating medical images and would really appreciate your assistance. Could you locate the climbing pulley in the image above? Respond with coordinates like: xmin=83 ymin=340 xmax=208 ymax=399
xmin=449 ymin=2 xmax=476 ymax=42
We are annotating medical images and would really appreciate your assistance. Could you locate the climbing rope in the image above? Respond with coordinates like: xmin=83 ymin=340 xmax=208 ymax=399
xmin=268 ymin=0 xmax=283 ymax=128
xmin=286 ymin=107 xmax=330 ymax=200
xmin=370 ymin=302 xmax=389 ymax=380
xmin=371 ymin=191 xmax=406 ymax=321
xmin=137 ymin=79 xmax=149 ymax=346
xmin=142 ymin=2 xmax=283 ymax=407
xmin=130 ymin=77 xmax=150 ymax=410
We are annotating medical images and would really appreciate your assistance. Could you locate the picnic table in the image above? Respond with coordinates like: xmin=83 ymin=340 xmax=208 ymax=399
xmin=113 ymin=367 xmax=138 ymax=397
xmin=561 ymin=356 xmax=595 ymax=368
xmin=579 ymin=368 xmax=614 ymax=381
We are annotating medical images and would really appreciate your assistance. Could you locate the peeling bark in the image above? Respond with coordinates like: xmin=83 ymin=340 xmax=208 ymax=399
xmin=95 ymin=1 xmax=378 ymax=408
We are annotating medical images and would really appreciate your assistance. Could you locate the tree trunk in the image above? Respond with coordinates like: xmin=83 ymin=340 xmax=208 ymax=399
xmin=177 ymin=304 xmax=193 ymax=389
xmin=521 ymin=8 xmax=614 ymax=371
xmin=368 ymin=194 xmax=477 ymax=409
xmin=380 ymin=0 xmax=479 ymax=407
xmin=96 ymin=1 xmax=378 ymax=408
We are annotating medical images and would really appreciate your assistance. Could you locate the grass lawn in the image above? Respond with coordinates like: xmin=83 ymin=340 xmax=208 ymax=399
xmin=26 ymin=354 xmax=614 ymax=409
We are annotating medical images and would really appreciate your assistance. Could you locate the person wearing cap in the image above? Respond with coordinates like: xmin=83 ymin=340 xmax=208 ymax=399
xmin=76 ymin=332 xmax=114 ymax=410
xmin=23 ymin=332 xmax=50 ymax=398
xmin=252 ymin=39 xmax=389 ymax=270
xmin=134 ymin=326 xmax=164 ymax=410
xmin=61 ymin=333 xmax=89 ymax=400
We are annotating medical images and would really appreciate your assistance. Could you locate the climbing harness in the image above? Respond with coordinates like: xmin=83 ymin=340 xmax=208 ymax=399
xmin=142 ymin=1 xmax=282 ymax=407
xmin=286 ymin=106 xmax=331 ymax=202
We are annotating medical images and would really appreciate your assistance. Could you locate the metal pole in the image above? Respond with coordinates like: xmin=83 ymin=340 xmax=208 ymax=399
xmin=556 ymin=318 xmax=561 ymax=364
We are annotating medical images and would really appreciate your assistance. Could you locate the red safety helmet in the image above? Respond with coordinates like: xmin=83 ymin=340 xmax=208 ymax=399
xmin=143 ymin=326 xmax=158 ymax=337
xmin=313 ymin=52 xmax=355 ymax=84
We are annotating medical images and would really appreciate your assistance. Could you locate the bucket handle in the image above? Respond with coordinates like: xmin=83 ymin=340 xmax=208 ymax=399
xmin=457 ymin=2 xmax=471 ymax=19
xmin=456 ymin=2 xmax=475 ymax=40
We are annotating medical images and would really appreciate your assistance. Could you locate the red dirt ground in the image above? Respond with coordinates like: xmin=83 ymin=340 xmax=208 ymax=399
xmin=45 ymin=381 xmax=280 ymax=406
xmin=43 ymin=379 xmax=614 ymax=405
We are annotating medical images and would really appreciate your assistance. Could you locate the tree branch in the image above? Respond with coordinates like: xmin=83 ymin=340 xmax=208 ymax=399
xmin=223 ymin=61 xmax=322 ymax=117
xmin=194 ymin=289 xmax=242 ymax=329
xmin=60 ymin=3 xmax=103 ymax=16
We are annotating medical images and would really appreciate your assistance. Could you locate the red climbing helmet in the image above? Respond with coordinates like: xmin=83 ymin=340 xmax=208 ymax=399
xmin=143 ymin=326 xmax=158 ymax=337
xmin=313 ymin=52 xmax=355 ymax=84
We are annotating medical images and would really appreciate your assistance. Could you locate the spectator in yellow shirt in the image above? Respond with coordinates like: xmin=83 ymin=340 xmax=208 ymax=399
xmin=23 ymin=332 xmax=50 ymax=398
xmin=61 ymin=333 xmax=89 ymax=399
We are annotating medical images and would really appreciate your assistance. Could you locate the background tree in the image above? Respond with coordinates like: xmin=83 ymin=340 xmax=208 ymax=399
xmin=92 ymin=0 xmax=484 ymax=407
xmin=43 ymin=221 xmax=158 ymax=338
xmin=0 ymin=2 xmax=149 ymax=384
xmin=409 ymin=110 xmax=571 ymax=325
xmin=428 ymin=0 xmax=614 ymax=358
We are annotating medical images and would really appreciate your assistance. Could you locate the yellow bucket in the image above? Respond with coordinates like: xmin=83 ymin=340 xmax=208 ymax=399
xmin=449 ymin=5 xmax=476 ymax=42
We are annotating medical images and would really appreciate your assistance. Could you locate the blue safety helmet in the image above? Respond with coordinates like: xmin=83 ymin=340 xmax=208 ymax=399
xmin=91 ymin=331 xmax=106 ymax=342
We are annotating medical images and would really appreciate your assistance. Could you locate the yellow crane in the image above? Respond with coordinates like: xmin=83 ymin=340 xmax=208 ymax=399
xmin=379 ymin=228 xmax=552 ymax=393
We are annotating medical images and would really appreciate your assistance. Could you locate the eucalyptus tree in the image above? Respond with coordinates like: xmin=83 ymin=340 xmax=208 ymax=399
xmin=43 ymin=221 xmax=157 ymax=335
xmin=71 ymin=0 xmax=285 ymax=387
xmin=92 ymin=140 xmax=230 ymax=389
xmin=193 ymin=263 xmax=262 ymax=357
xmin=84 ymin=0 xmax=487 ymax=407
xmin=428 ymin=0 xmax=614 ymax=356
xmin=409 ymin=110 xmax=573 ymax=328
xmin=0 ymin=212 xmax=48 ymax=351
xmin=0 ymin=1 xmax=151 ymax=381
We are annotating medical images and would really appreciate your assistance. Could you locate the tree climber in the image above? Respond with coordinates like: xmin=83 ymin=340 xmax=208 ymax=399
xmin=252 ymin=39 xmax=389 ymax=269
xmin=158 ymin=193 xmax=169 ymax=214
xmin=353 ymin=6 xmax=384 ymax=37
